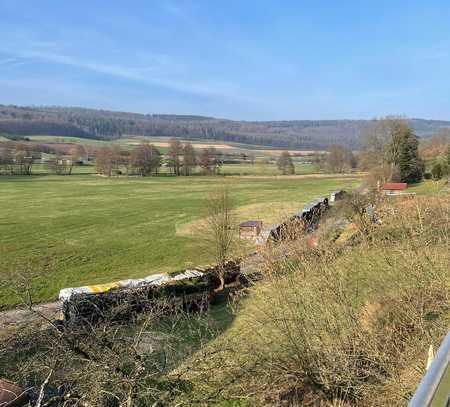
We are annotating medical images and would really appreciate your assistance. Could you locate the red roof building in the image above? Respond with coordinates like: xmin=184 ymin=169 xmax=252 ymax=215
xmin=382 ymin=183 xmax=408 ymax=194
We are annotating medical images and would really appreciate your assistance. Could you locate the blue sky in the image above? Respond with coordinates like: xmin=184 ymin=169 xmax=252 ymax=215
xmin=1 ymin=0 xmax=450 ymax=120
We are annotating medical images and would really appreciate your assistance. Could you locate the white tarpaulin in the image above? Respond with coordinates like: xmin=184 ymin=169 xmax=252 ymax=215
xmin=59 ymin=271 xmax=204 ymax=302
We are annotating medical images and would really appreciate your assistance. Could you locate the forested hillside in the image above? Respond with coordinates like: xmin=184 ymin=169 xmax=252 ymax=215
xmin=1 ymin=104 xmax=449 ymax=149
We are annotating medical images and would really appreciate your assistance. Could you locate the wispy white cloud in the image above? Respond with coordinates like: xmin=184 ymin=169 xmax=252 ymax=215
xmin=0 ymin=21 xmax=268 ymax=114
xmin=0 ymin=44 xmax=265 ymax=106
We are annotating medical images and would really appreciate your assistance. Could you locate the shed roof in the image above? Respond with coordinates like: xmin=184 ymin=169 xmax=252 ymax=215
xmin=239 ymin=220 xmax=262 ymax=228
xmin=382 ymin=183 xmax=408 ymax=191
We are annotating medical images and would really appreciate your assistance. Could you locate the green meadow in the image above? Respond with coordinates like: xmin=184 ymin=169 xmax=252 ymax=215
xmin=0 ymin=172 xmax=361 ymax=307
xmin=30 ymin=161 xmax=318 ymax=176
xmin=406 ymin=179 xmax=449 ymax=195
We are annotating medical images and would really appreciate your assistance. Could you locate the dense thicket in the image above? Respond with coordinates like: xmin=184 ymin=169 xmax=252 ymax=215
xmin=1 ymin=105 xmax=449 ymax=149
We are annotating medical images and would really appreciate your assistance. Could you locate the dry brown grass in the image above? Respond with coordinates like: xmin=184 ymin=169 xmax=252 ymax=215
xmin=174 ymin=192 xmax=449 ymax=406
xmin=176 ymin=201 xmax=301 ymax=237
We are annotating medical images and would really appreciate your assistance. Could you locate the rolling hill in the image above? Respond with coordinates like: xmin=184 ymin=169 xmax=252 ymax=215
xmin=0 ymin=104 xmax=449 ymax=149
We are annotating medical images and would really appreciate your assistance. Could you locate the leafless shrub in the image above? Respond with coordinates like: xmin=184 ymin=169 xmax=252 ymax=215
xmin=197 ymin=184 xmax=239 ymax=292
xmin=179 ymin=193 xmax=449 ymax=406
xmin=0 ymin=291 xmax=225 ymax=406
xmin=2 ymin=195 xmax=447 ymax=406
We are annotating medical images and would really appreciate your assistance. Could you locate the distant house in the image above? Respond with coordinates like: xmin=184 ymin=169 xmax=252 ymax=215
xmin=239 ymin=220 xmax=263 ymax=239
xmin=57 ymin=158 xmax=73 ymax=166
xmin=382 ymin=182 xmax=408 ymax=195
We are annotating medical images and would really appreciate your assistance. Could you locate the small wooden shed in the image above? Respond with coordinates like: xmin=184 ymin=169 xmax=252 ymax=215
xmin=239 ymin=220 xmax=263 ymax=239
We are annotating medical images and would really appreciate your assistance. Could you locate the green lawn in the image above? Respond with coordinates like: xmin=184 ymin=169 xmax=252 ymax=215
xmin=220 ymin=162 xmax=317 ymax=175
xmin=31 ymin=162 xmax=318 ymax=177
xmin=0 ymin=173 xmax=361 ymax=307
xmin=407 ymin=179 xmax=449 ymax=195
xmin=32 ymin=163 xmax=97 ymax=174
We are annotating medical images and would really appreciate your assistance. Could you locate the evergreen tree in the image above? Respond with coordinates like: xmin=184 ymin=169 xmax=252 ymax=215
xmin=443 ymin=146 xmax=450 ymax=176
xmin=431 ymin=162 xmax=443 ymax=180
xmin=387 ymin=121 xmax=423 ymax=183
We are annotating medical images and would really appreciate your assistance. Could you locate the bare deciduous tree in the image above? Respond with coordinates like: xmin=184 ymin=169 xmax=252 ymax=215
xmin=199 ymin=147 xmax=222 ymax=175
xmin=200 ymin=185 xmax=237 ymax=291
xmin=0 ymin=287 xmax=217 ymax=406
xmin=323 ymin=145 xmax=357 ymax=173
xmin=182 ymin=142 xmax=197 ymax=176
xmin=276 ymin=151 xmax=295 ymax=175
xmin=0 ymin=143 xmax=14 ymax=175
xmin=168 ymin=138 xmax=183 ymax=176
xmin=362 ymin=117 xmax=423 ymax=183
xmin=95 ymin=146 xmax=114 ymax=176
xmin=129 ymin=142 xmax=161 ymax=176
xmin=14 ymin=142 xmax=33 ymax=175
xmin=68 ymin=145 xmax=86 ymax=165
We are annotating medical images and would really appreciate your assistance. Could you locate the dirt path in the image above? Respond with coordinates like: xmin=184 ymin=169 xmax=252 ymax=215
xmin=0 ymin=254 xmax=283 ymax=339
xmin=0 ymin=301 xmax=62 ymax=338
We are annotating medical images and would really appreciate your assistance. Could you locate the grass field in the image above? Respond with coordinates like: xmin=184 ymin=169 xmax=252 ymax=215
xmin=24 ymin=135 xmax=323 ymax=175
xmin=27 ymin=135 xmax=323 ymax=158
xmin=407 ymin=179 xmax=449 ymax=195
xmin=0 ymin=173 xmax=361 ymax=307
xmin=29 ymin=161 xmax=320 ymax=176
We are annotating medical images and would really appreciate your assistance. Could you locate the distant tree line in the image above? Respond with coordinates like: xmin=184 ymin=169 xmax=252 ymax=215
xmin=95 ymin=138 xmax=224 ymax=177
xmin=2 ymin=118 xmax=447 ymax=181
xmin=4 ymin=105 xmax=448 ymax=150
xmin=0 ymin=137 xmax=227 ymax=177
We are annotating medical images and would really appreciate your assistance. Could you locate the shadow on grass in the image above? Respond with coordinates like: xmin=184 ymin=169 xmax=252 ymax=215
xmin=152 ymin=293 xmax=236 ymax=365
xmin=0 ymin=293 xmax=238 ymax=400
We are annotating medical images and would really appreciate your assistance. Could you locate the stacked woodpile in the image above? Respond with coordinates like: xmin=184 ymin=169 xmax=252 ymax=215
xmin=257 ymin=191 xmax=347 ymax=246
xmin=262 ymin=197 xmax=330 ymax=243
xmin=60 ymin=261 xmax=241 ymax=324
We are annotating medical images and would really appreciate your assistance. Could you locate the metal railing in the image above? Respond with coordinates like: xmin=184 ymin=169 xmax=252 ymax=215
xmin=408 ymin=331 xmax=450 ymax=407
